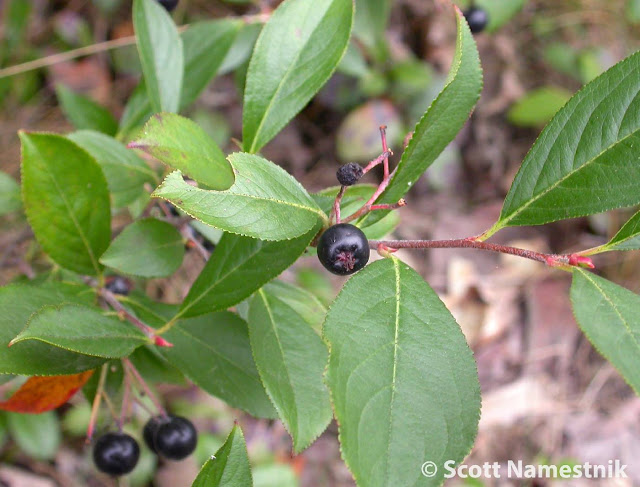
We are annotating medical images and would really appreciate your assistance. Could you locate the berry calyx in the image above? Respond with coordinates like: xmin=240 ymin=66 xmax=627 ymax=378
xmin=93 ymin=432 xmax=140 ymax=476
xmin=336 ymin=163 xmax=364 ymax=186
xmin=144 ymin=415 xmax=197 ymax=460
xmin=464 ymin=6 xmax=489 ymax=33
xmin=157 ymin=0 xmax=179 ymax=11
xmin=317 ymin=224 xmax=370 ymax=275
xmin=105 ymin=276 xmax=130 ymax=296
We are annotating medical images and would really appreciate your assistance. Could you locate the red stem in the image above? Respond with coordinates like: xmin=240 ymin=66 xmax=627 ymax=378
xmin=379 ymin=126 xmax=390 ymax=179
xmin=118 ymin=368 xmax=131 ymax=430
xmin=362 ymin=151 xmax=392 ymax=175
xmin=369 ymin=238 xmax=594 ymax=269
xmin=123 ymin=358 xmax=167 ymax=417
xmin=331 ymin=186 xmax=346 ymax=224
xmin=341 ymin=169 xmax=397 ymax=224
xmin=98 ymin=288 xmax=173 ymax=347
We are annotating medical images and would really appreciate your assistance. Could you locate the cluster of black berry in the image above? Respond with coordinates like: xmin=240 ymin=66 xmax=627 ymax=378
xmin=93 ymin=415 xmax=197 ymax=477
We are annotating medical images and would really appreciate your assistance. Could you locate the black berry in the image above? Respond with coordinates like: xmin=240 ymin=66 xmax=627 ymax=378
xmin=464 ymin=6 xmax=489 ymax=33
xmin=336 ymin=163 xmax=364 ymax=186
xmin=93 ymin=432 xmax=140 ymax=476
xmin=143 ymin=416 xmax=163 ymax=454
xmin=144 ymin=415 xmax=197 ymax=460
xmin=166 ymin=203 xmax=180 ymax=217
xmin=105 ymin=276 xmax=130 ymax=296
xmin=157 ymin=0 xmax=179 ymax=11
xmin=317 ymin=224 xmax=370 ymax=276
xmin=201 ymin=238 xmax=215 ymax=252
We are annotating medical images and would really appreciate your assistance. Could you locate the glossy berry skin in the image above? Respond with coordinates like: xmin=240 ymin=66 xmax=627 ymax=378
xmin=464 ymin=6 xmax=489 ymax=33
xmin=144 ymin=415 xmax=197 ymax=460
xmin=157 ymin=0 xmax=179 ymax=11
xmin=142 ymin=416 xmax=163 ymax=454
xmin=93 ymin=432 xmax=140 ymax=476
xmin=317 ymin=224 xmax=370 ymax=275
xmin=336 ymin=163 xmax=364 ymax=186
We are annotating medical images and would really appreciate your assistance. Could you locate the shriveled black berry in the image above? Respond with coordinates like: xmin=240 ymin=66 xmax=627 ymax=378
xmin=157 ymin=0 xmax=179 ymax=11
xmin=464 ymin=6 xmax=489 ymax=33
xmin=105 ymin=276 xmax=130 ymax=296
xmin=93 ymin=432 xmax=140 ymax=476
xmin=147 ymin=415 xmax=198 ymax=460
xmin=336 ymin=163 xmax=364 ymax=186
xmin=317 ymin=224 xmax=369 ymax=276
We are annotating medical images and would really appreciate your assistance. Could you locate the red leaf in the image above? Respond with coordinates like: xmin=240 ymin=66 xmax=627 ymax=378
xmin=0 ymin=371 xmax=94 ymax=414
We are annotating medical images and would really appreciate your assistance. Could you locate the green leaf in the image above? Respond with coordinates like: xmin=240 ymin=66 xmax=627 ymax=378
xmin=248 ymin=285 xmax=332 ymax=453
xmin=324 ymin=258 xmax=480 ymax=487
xmin=20 ymin=132 xmax=111 ymax=276
xmin=55 ymin=84 xmax=118 ymax=136
xmin=133 ymin=0 xmax=184 ymax=113
xmin=353 ymin=0 xmax=391 ymax=55
xmin=11 ymin=304 xmax=148 ymax=358
xmin=192 ymin=425 xmax=253 ymax=487
xmin=7 ymin=412 xmax=60 ymax=460
xmin=129 ymin=346 xmax=185 ymax=385
xmin=507 ymin=86 xmax=572 ymax=127
xmin=475 ymin=0 xmax=527 ymax=33
xmin=242 ymin=0 xmax=354 ymax=153
xmin=178 ymin=225 xmax=318 ymax=319
xmin=571 ymin=269 xmax=640 ymax=395
xmin=262 ymin=280 xmax=326 ymax=332
xmin=0 ymin=171 xmax=22 ymax=215
xmin=100 ymin=218 xmax=184 ymax=277
xmin=118 ymin=81 xmax=153 ymax=138
xmin=0 ymin=283 xmax=105 ymax=375
xmin=600 ymin=209 xmax=640 ymax=251
xmin=118 ymin=20 xmax=242 ymax=137
xmin=67 ymin=130 xmax=157 ymax=208
xmin=130 ymin=113 xmax=234 ymax=190
xmin=361 ymin=7 xmax=482 ymax=227
xmin=5 ymin=0 xmax=31 ymax=49
xmin=488 ymin=50 xmax=640 ymax=236
xmin=180 ymin=19 xmax=242 ymax=108
xmin=218 ymin=22 xmax=263 ymax=75
xmin=161 ymin=312 xmax=276 ymax=418
xmin=253 ymin=464 xmax=297 ymax=487
xmin=627 ymin=0 xmax=640 ymax=24
xmin=152 ymin=153 xmax=325 ymax=241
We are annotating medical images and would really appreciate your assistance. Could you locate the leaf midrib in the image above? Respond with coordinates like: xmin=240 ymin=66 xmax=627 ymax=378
xmin=177 ymin=241 xmax=264 ymax=318
xmin=256 ymin=291 xmax=299 ymax=438
xmin=500 ymin=112 xmax=640 ymax=227
xmin=577 ymin=269 xmax=640 ymax=356
xmin=40 ymin=148 xmax=102 ymax=275
xmin=383 ymin=258 xmax=402 ymax=485
xmin=247 ymin=0 xmax=332 ymax=152
xmin=155 ymin=179 xmax=325 ymax=220
xmin=173 ymin=325 xmax=260 ymax=383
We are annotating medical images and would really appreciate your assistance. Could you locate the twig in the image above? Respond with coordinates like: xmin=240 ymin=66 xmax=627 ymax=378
xmin=86 ymin=364 xmax=108 ymax=442
xmin=123 ymin=358 xmax=167 ymax=417
xmin=98 ymin=287 xmax=173 ymax=347
xmin=379 ymin=126 xmax=390 ymax=179
xmin=369 ymin=238 xmax=595 ymax=269
xmin=330 ymin=186 xmax=346 ymax=224
xmin=118 ymin=369 xmax=132 ymax=430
